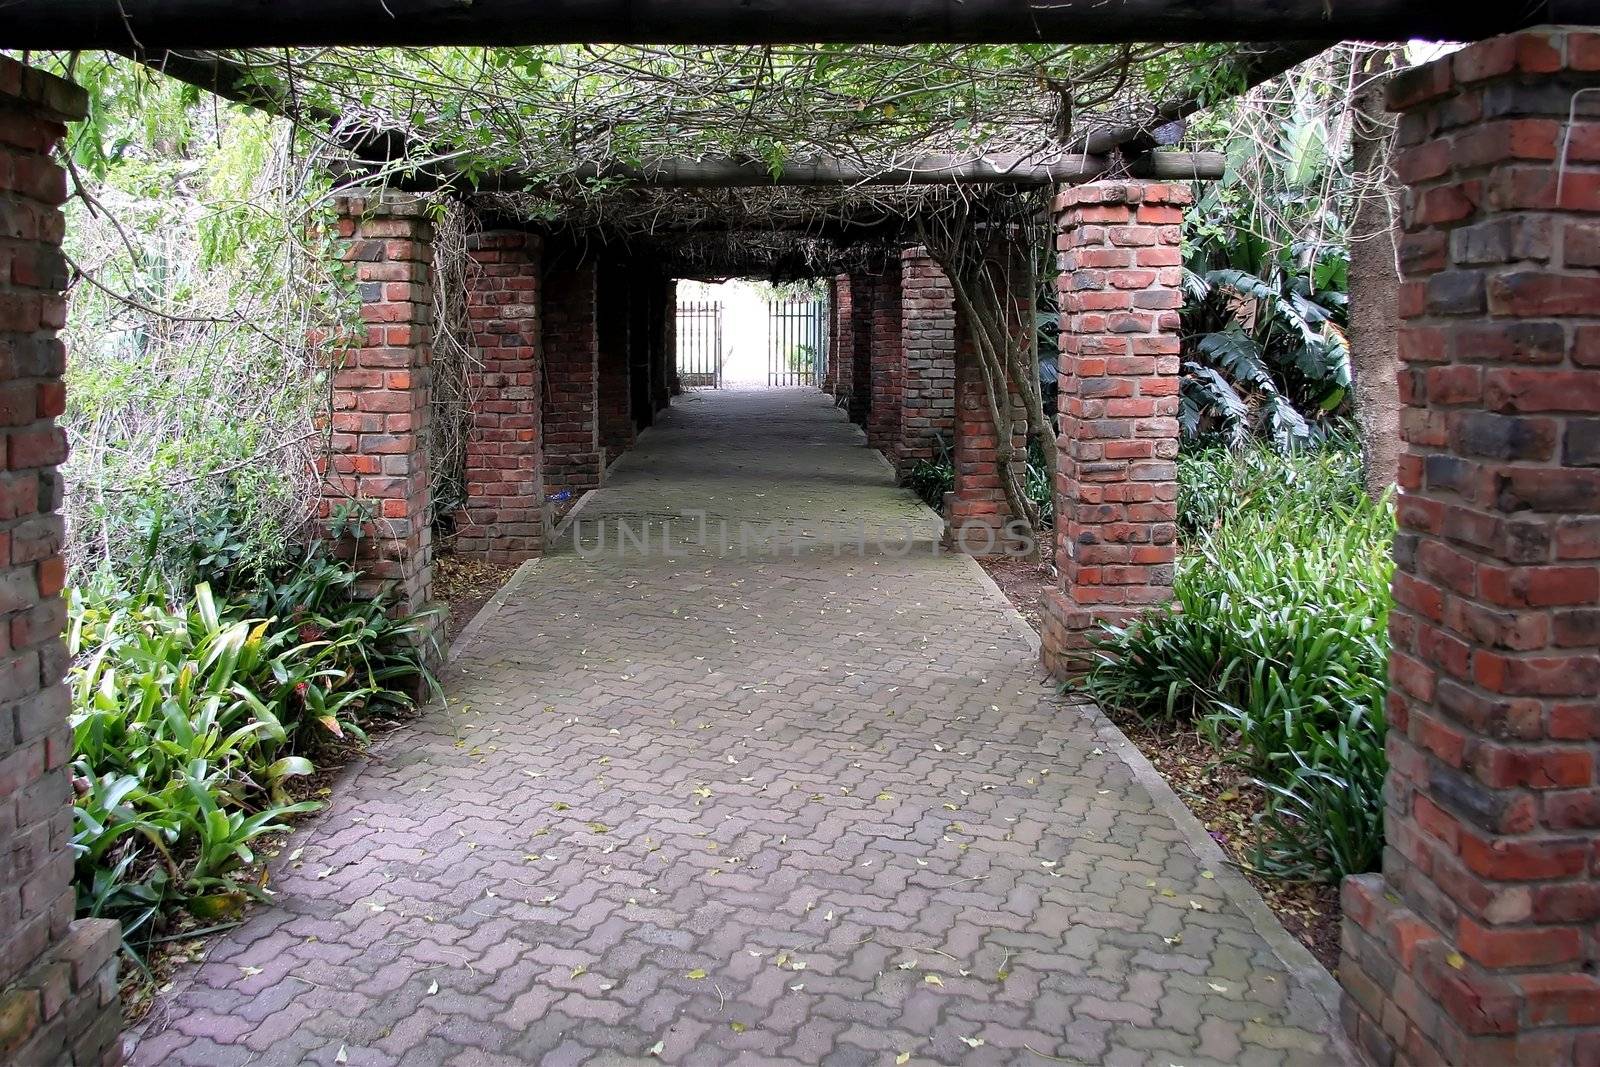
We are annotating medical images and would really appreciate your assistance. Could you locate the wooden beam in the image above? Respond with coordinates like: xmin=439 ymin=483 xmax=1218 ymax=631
xmin=11 ymin=0 xmax=1591 ymax=50
xmin=1071 ymin=41 xmax=1328 ymax=155
xmin=546 ymin=151 xmax=1224 ymax=189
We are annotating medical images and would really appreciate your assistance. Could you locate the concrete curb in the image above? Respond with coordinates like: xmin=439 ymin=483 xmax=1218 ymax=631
xmin=446 ymin=557 xmax=541 ymax=664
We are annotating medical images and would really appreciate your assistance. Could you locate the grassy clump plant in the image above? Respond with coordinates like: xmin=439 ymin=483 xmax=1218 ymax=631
xmin=68 ymin=528 xmax=438 ymax=966
xmin=1087 ymin=441 xmax=1393 ymax=881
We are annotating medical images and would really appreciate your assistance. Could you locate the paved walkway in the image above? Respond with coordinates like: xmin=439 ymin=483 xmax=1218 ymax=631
xmin=133 ymin=388 xmax=1346 ymax=1067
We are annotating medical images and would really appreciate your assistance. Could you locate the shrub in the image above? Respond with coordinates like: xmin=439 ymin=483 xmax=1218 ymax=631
xmin=68 ymin=551 xmax=437 ymax=958
xmin=1087 ymin=443 xmax=1393 ymax=881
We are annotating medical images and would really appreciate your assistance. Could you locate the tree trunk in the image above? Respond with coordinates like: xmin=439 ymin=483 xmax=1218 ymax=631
xmin=1346 ymin=45 xmax=1403 ymax=500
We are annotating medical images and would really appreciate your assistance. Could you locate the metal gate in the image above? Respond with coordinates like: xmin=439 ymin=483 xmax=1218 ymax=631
xmin=675 ymin=300 xmax=723 ymax=388
xmin=767 ymin=298 xmax=829 ymax=386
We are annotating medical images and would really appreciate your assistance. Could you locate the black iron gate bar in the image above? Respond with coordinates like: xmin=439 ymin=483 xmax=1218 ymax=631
xmin=767 ymin=298 xmax=828 ymax=387
xmin=675 ymin=300 xmax=722 ymax=388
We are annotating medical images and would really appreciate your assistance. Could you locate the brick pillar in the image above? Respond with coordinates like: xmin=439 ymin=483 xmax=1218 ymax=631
xmin=848 ymin=273 xmax=874 ymax=426
xmin=0 ymin=58 xmax=123 ymax=1067
xmin=898 ymin=247 xmax=958 ymax=476
xmin=830 ymin=273 xmax=855 ymax=406
xmin=455 ymin=231 xmax=543 ymax=562
xmin=664 ymin=277 xmax=679 ymax=399
xmin=946 ymin=247 xmax=1030 ymax=554
xmin=1039 ymin=181 xmax=1186 ymax=676
xmin=324 ymin=193 xmax=445 ymax=655
xmin=597 ymin=260 xmax=634 ymax=464
xmin=866 ymin=260 xmax=904 ymax=462
xmin=822 ymin=278 xmax=840 ymax=394
xmin=651 ymin=277 xmax=674 ymax=413
xmin=1340 ymin=29 xmax=1600 ymax=1066
xmin=629 ymin=270 xmax=654 ymax=430
xmin=541 ymin=261 xmax=603 ymax=508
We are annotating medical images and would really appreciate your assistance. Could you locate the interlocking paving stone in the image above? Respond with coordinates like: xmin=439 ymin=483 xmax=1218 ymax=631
xmin=131 ymin=387 xmax=1347 ymax=1066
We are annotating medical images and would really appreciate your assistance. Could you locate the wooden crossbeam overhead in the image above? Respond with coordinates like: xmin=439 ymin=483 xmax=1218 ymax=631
xmin=555 ymin=152 xmax=1226 ymax=188
xmin=8 ymin=0 xmax=1593 ymax=49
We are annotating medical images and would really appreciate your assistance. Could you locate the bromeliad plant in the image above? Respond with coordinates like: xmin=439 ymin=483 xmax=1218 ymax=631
xmin=67 ymin=552 xmax=437 ymax=958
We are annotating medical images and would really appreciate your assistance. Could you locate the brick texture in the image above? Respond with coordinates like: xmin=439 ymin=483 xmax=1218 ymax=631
xmin=1040 ymin=181 xmax=1186 ymax=676
xmin=542 ymin=261 xmax=604 ymax=507
xmin=865 ymin=260 xmax=904 ymax=461
xmin=828 ymin=273 xmax=856 ymax=411
xmin=596 ymin=260 xmax=634 ymax=464
xmin=947 ymin=244 xmax=1030 ymax=553
xmin=848 ymin=273 xmax=874 ymax=426
xmin=457 ymin=231 xmax=545 ymax=563
xmin=0 ymin=55 xmax=122 ymax=1067
xmin=1340 ymin=29 xmax=1600 ymax=1067
xmin=897 ymin=248 xmax=958 ymax=475
xmin=323 ymin=192 xmax=444 ymax=651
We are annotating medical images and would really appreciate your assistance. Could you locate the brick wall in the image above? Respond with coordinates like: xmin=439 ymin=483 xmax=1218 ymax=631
xmin=541 ymin=261 xmax=603 ymax=506
xmin=866 ymin=260 xmax=904 ymax=461
xmin=1340 ymin=29 xmax=1600 ymax=1066
xmin=596 ymin=260 xmax=634 ymax=463
xmin=822 ymin=278 xmax=840 ymax=394
xmin=0 ymin=57 xmax=123 ymax=1067
xmin=898 ymin=247 xmax=958 ymax=475
xmin=1040 ymin=182 xmax=1186 ymax=676
xmin=457 ymin=231 xmax=544 ymax=562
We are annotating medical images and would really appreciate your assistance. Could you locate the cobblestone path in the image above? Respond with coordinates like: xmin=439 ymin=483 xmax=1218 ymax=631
xmin=133 ymin=388 xmax=1347 ymax=1066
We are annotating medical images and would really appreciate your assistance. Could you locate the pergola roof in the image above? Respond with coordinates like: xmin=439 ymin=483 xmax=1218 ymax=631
xmin=106 ymin=38 xmax=1324 ymax=274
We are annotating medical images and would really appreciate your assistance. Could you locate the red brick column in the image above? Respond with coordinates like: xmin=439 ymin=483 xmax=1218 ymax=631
xmin=0 ymin=58 xmax=123 ymax=1067
xmin=628 ymin=269 xmax=654 ymax=431
xmin=822 ymin=277 xmax=840 ymax=394
xmin=1040 ymin=181 xmax=1186 ymax=676
xmin=946 ymin=247 xmax=1030 ymax=553
xmin=829 ymin=273 xmax=856 ymax=405
xmin=847 ymin=273 xmax=874 ymax=425
xmin=541 ymin=261 xmax=603 ymax=508
xmin=324 ymin=193 xmax=444 ymax=655
xmin=596 ymin=260 xmax=634 ymax=464
xmin=1340 ymin=30 xmax=1600 ymax=1066
xmin=457 ymin=231 xmax=543 ymax=562
xmin=651 ymin=277 xmax=674 ymax=413
xmin=866 ymin=260 xmax=904 ymax=461
xmin=898 ymin=247 xmax=958 ymax=476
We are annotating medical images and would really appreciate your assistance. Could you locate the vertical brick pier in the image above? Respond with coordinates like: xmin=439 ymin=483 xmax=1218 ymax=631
xmin=946 ymin=245 xmax=1030 ymax=554
xmin=1040 ymin=181 xmax=1186 ymax=676
xmin=829 ymin=274 xmax=857 ymax=409
xmin=596 ymin=259 xmax=635 ymax=464
xmin=324 ymin=193 xmax=446 ymax=655
xmin=457 ymin=231 xmax=544 ymax=562
xmin=0 ymin=58 xmax=123 ymax=1067
xmin=866 ymin=260 xmax=904 ymax=462
xmin=1340 ymin=29 xmax=1600 ymax=1066
xmin=541 ymin=260 xmax=604 ymax=507
xmin=897 ymin=247 xmax=958 ymax=476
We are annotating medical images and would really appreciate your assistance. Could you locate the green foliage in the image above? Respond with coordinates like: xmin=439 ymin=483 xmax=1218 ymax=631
xmin=52 ymin=52 xmax=358 ymax=593
xmin=905 ymin=438 xmax=1054 ymax=526
xmin=1179 ymin=227 xmax=1351 ymax=450
xmin=68 ymin=552 xmax=437 ymax=959
xmin=1180 ymin=59 xmax=1355 ymax=451
xmin=1086 ymin=444 xmax=1393 ymax=881
xmin=907 ymin=458 xmax=955 ymax=512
